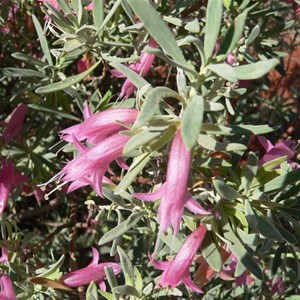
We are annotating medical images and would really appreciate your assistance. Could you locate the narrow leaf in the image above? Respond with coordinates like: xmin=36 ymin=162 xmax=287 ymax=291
xmin=207 ymin=64 xmax=238 ymax=82
xmin=93 ymin=0 xmax=104 ymax=27
xmin=32 ymin=14 xmax=53 ymax=65
xmin=235 ymin=59 xmax=279 ymax=80
xmin=181 ymin=95 xmax=204 ymax=150
xmin=213 ymin=177 xmax=241 ymax=200
xmin=133 ymin=87 xmax=183 ymax=129
xmin=127 ymin=0 xmax=188 ymax=67
xmin=36 ymin=61 xmax=100 ymax=94
xmin=99 ymin=211 xmax=146 ymax=245
xmin=204 ymin=0 xmax=223 ymax=61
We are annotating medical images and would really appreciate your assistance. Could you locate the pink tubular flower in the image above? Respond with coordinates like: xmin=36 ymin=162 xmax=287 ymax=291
xmin=151 ymin=224 xmax=207 ymax=293
xmin=3 ymin=103 xmax=28 ymax=145
xmin=0 ymin=159 xmax=27 ymax=214
xmin=49 ymin=133 xmax=130 ymax=197
xmin=60 ymin=103 xmax=138 ymax=144
xmin=77 ymin=56 xmax=89 ymax=73
xmin=256 ymin=136 xmax=299 ymax=168
xmin=47 ymin=104 xmax=137 ymax=198
xmin=60 ymin=247 xmax=121 ymax=289
xmin=0 ymin=275 xmax=17 ymax=300
xmin=134 ymin=130 xmax=210 ymax=235
xmin=111 ymin=38 xmax=157 ymax=99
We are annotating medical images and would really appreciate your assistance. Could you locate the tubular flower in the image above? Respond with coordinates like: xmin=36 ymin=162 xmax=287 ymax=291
xmin=3 ymin=103 xmax=28 ymax=145
xmin=134 ymin=130 xmax=210 ymax=235
xmin=47 ymin=104 xmax=137 ymax=198
xmin=48 ymin=133 xmax=130 ymax=198
xmin=256 ymin=136 xmax=299 ymax=168
xmin=111 ymin=38 xmax=157 ymax=98
xmin=0 ymin=159 xmax=27 ymax=214
xmin=0 ymin=275 xmax=17 ymax=300
xmin=151 ymin=224 xmax=207 ymax=293
xmin=60 ymin=247 xmax=121 ymax=289
xmin=60 ymin=104 xmax=138 ymax=144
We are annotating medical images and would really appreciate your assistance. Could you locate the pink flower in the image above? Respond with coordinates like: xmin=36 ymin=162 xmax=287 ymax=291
xmin=134 ymin=130 xmax=210 ymax=235
xmin=256 ymin=136 xmax=299 ymax=168
xmin=151 ymin=224 xmax=207 ymax=293
xmin=48 ymin=132 xmax=130 ymax=197
xmin=0 ymin=275 xmax=17 ymax=300
xmin=111 ymin=38 xmax=157 ymax=98
xmin=60 ymin=103 xmax=138 ymax=144
xmin=0 ymin=159 xmax=27 ymax=214
xmin=3 ymin=104 xmax=28 ymax=145
xmin=60 ymin=247 xmax=121 ymax=289
xmin=86 ymin=1 xmax=94 ymax=10
xmin=77 ymin=56 xmax=89 ymax=73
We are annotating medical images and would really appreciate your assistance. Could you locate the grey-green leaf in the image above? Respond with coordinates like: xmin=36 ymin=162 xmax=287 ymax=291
xmin=132 ymin=87 xmax=183 ymax=129
xmin=117 ymin=246 xmax=135 ymax=286
xmin=181 ymin=95 xmax=204 ymax=150
xmin=115 ymin=153 xmax=151 ymax=194
xmin=32 ymin=14 xmax=53 ymax=65
xmin=201 ymin=232 xmax=222 ymax=272
xmin=204 ymin=0 xmax=223 ymax=61
xmin=93 ymin=0 xmax=104 ymax=27
xmin=127 ymin=0 xmax=188 ymax=67
xmin=0 ymin=68 xmax=47 ymax=78
xmin=113 ymin=285 xmax=140 ymax=298
xmin=213 ymin=177 xmax=241 ymax=200
xmin=36 ymin=61 xmax=100 ymax=94
xmin=207 ymin=64 xmax=238 ymax=82
xmin=235 ymin=59 xmax=279 ymax=80
xmin=99 ymin=211 xmax=146 ymax=245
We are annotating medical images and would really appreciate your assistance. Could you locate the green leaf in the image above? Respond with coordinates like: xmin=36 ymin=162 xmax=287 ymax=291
xmin=217 ymin=11 xmax=248 ymax=59
xmin=127 ymin=0 xmax=188 ymax=67
xmin=181 ymin=95 xmax=204 ymax=150
xmin=12 ymin=53 xmax=47 ymax=67
xmin=245 ymin=200 xmax=282 ymax=241
xmin=32 ymin=14 xmax=53 ymax=65
xmin=213 ymin=178 xmax=240 ymax=200
xmin=28 ymin=104 xmax=81 ymax=122
xmin=98 ymin=291 xmax=114 ymax=300
xmin=132 ymin=87 xmax=183 ymax=129
xmin=110 ymin=61 xmax=149 ymax=92
xmin=104 ymin=267 xmax=119 ymax=300
xmin=36 ymin=61 xmax=100 ymax=94
xmin=99 ymin=211 xmax=146 ymax=245
xmin=0 ymin=68 xmax=47 ymax=78
xmin=207 ymin=64 xmax=238 ymax=82
xmin=245 ymin=25 xmax=260 ymax=46
xmin=260 ymin=168 xmax=300 ymax=193
xmin=198 ymin=134 xmax=247 ymax=151
xmin=234 ymin=59 xmax=279 ymax=80
xmin=113 ymin=285 xmax=140 ymax=298
xmin=201 ymin=232 xmax=222 ymax=272
xmin=241 ymin=152 xmax=258 ymax=193
xmin=204 ymin=0 xmax=223 ymax=61
xmin=220 ymin=208 xmax=263 ymax=280
xmin=123 ymin=124 xmax=174 ymax=154
xmin=115 ymin=153 xmax=151 ymax=194
xmin=93 ymin=0 xmax=104 ymax=27
xmin=97 ymin=0 xmax=123 ymax=34
xmin=117 ymin=246 xmax=135 ymax=286
xmin=86 ymin=282 xmax=99 ymax=300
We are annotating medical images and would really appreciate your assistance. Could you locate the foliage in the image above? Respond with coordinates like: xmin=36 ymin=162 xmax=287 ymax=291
xmin=0 ymin=0 xmax=300 ymax=299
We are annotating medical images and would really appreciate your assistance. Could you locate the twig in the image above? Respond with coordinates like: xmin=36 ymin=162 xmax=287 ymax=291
xmin=13 ymin=198 xmax=64 ymax=221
